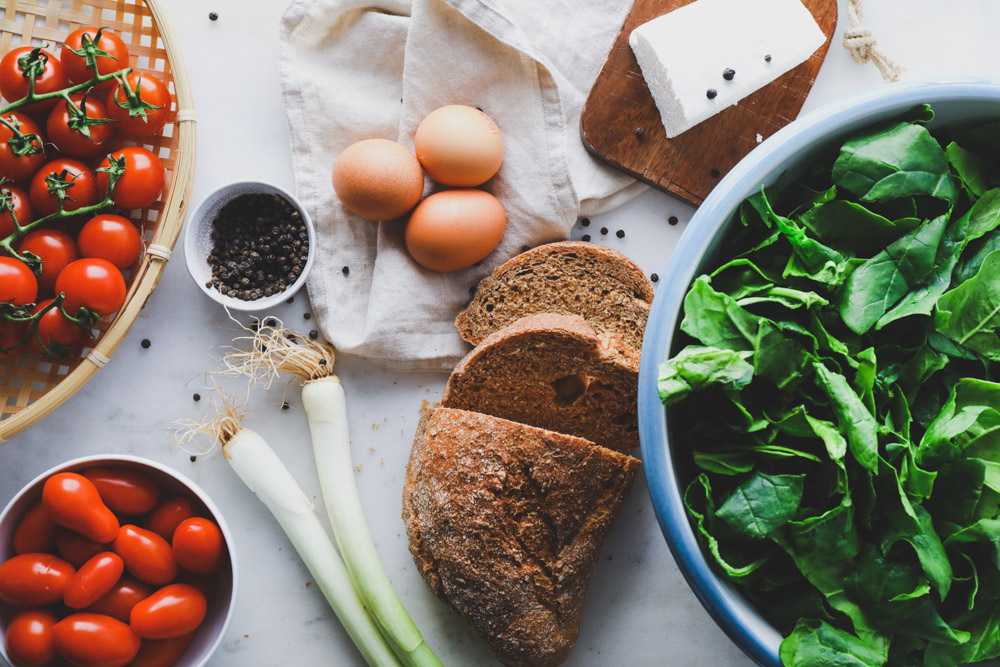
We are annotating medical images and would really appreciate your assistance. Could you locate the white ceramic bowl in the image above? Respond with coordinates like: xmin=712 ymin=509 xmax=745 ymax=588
xmin=184 ymin=180 xmax=316 ymax=311
xmin=638 ymin=78 xmax=1000 ymax=666
xmin=0 ymin=454 xmax=238 ymax=667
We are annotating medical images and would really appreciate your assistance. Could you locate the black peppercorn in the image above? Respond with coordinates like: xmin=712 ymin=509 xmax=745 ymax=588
xmin=190 ymin=455 xmax=198 ymax=462
xmin=600 ymin=227 xmax=609 ymax=235
xmin=309 ymin=330 xmax=319 ymax=340
xmin=209 ymin=11 xmax=218 ymax=20
xmin=193 ymin=393 xmax=201 ymax=402
xmin=706 ymin=88 xmax=718 ymax=100
xmin=723 ymin=68 xmax=735 ymax=80
xmin=651 ymin=273 xmax=659 ymax=283
xmin=764 ymin=54 xmax=772 ymax=62
xmin=711 ymin=168 xmax=722 ymax=178
xmin=141 ymin=339 xmax=151 ymax=349
xmin=281 ymin=402 xmax=290 ymax=411
xmin=304 ymin=312 xmax=311 ymax=320
xmin=581 ymin=217 xmax=590 ymax=227
xmin=616 ymin=230 xmax=625 ymax=238
xmin=634 ymin=127 xmax=645 ymax=139
xmin=582 ymin=234 xmax=591 ymax=242
xmin=286 ymin=296 xmax=294 ymax=304
xmin=342 ymin=266 xmax=350 ymax=276
xmin=668 ymin=216 xmax=679 ymax=226
xmin=319 ymin=359 xmax=327 ymax=366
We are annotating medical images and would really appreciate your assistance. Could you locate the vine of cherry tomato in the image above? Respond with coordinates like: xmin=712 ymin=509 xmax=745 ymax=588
xmin=1 ymin=466 xmax=228 ymax=667
xmin=0 ymin=27 xmax=172 ymax=359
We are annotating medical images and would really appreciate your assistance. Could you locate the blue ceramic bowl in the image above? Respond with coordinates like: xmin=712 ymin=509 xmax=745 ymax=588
xmin=638 ymin=79 xmax=1000 ymax=666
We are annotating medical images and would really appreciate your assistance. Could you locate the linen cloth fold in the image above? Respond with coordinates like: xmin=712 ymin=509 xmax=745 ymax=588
xmin=278 ymin=0 xmax=644 ymax=370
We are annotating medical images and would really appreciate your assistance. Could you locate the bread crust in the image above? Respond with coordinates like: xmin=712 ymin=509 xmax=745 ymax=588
xmin=443 ymin=313 xmax=640 ymax=451
xmin=455 ymin=241 xmax=652 ymax=350
xmin=402 ymin=408 xmax=640 ymax=667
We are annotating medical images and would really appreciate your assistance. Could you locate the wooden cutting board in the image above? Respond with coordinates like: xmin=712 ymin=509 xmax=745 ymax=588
xmin=581 ymin=0 xmax=838 ymax=206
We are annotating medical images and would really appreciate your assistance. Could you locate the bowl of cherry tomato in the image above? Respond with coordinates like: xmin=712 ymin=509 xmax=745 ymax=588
xmin=0 ymin=455 xmax=238 ymax=667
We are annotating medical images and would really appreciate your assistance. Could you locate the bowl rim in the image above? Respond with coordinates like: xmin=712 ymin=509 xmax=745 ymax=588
xmin=183 ymin=179 xmax=316 ymax=312
xmin=0 ymin=453 xmax=239 ymax=667
xmin=638 ymin=77 xmax=1000 ymax=667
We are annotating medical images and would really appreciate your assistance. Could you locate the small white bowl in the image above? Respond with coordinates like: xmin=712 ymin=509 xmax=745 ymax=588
xmin=0 ymin=454 xmax=238 ymax=667
xmin=184 ymin=180 xmax=316 ymax=311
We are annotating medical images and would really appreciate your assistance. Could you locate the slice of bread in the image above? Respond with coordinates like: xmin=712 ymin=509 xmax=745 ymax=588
xmin=455 ymin=241 xmax=653 ymax=351
xmin=403 ymin=408 xmax=640 ymax=667
xmin=443 ymin=313 xmax=640 ymax=451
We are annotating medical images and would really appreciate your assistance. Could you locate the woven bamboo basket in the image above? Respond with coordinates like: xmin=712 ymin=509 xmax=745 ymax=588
xmin=0 ymin=0 xmax=195 ymax=439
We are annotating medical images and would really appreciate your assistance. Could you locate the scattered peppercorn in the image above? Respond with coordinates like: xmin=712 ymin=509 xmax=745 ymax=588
xmin=723 ymin=68 xmax=735 ymax=81
xmin=668 ymin=216 xmax=679 ymax=226
xmin=309 ymin=330 xmax=319 ymax=340
xmin=616 ymin=230 xmax=625 ymax=238
xmin=190 ymin=455 xmax=198 ymax=462
xmin=304 ymin=312 xmax=311 ymax=320
xmin=208 ymin=12 xmax=218 ymax=21
xmin=711 ymin=168 xmax=722 ymax=178
xmin=193 ymin=393 xmax=201 ymax=402
xmin=634 ymin=127 xmax=645 ymax=139
xmin=206 ymin=193 xmax=308 ymax=301
xmin=140 ymin=339 xmax=150 ymax=349
xmin=319 ymin=359 xmax=327 ymax=366
xmin=706 ymin=88 xmax=718 ymax=100
xmin=476 ymin=106 xmax=484 ymax=112
xmin=286 ymin=296 xmax=294 ymax=304
xmin=764 ymin=54 xmax=772 ymax=62
xmin=582 ymin=234 xmax=591 ymax=242
xmin=264 ymin=318 xmax=277 ymax=328
xmin=342 ymin=266 xmax=349 ymax=276
xmin=600 ymin=227 xmax=609 ymax=235
xmin=281 ymin=402 xmax=290 ymax=411
xmin=651 ymin=273 xmax=659 ymax=283
xmin=581 ymin=218 xmax=590 ymax=227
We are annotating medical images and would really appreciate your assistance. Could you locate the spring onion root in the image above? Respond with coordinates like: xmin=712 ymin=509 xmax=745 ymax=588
xmin=223 ymin=322 xmax=442 ymax=667
xmin=174 ymin=393 xmax=401 ymax=667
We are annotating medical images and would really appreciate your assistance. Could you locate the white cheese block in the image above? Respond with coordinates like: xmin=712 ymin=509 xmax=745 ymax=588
xmin=629 ymin=0 xmax=826 ymax=138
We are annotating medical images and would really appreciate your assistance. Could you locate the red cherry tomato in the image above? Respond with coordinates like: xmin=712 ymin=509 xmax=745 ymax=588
xmin=172 ymin=517 xmax=225 ymax=575
xmin=0 ymin=183 xmax=34 ymax=239
xmin=12 ymin=500 xmax=58 ymax=555
xmin=0 ymin=319 xmax=26 ymax=356
xmin=19 ymin=229 xmax=78 ymax=295
xmin=77 ymin=214 xmax=143 ymax=270
xmin=0 ymin=256 xmax=37 ymax=306
xmin=46 ymin=93 xmax=116 ymax=159
xmin=85 ymin=575 xmax=152 ymax=624
xmin=113 ymin=525 xmax=177 ymax=586
xmin=54 ymin=258 xmax=126 ymax=317
xmin=4 ymin=609 xmax=58 ymax=667
xmin=179 ymin=573 xmax=216 ymax=603
xmin=0 ymin=552 xmax=75 ymax=605
xmin=95 ymin=147 xmax=164 ymax=211
xmin=106 ymin=72 xmax=170 ymax=138
xmin=127 ymin=631 xmax=196 ymax=667
xmin=61 ymin=29 xmax=130 ymax=92
xmin=0 ymin=47 xmax=68 ymax=114
xmin=29 ymin=158 xmax=98 ymax=216
xmin=129 ymin=583 xmax=207 ymax=640
xmin=0 ymin=112 xmax=45 ymax=183
xmin=43 ymin=472 xmax=120 ymax=543
xmin=146 ymin=497 xmax=199 ymax=542
xmin=82 ymin=467 xmax=160 ymax=515
xmin=52 ymin=613 xmax=141 ymax=667
xmin=56 ymin=530 xmax=107 ymax=568
xmin=30 ymin=299 xmax=89 ymax=356
xmin=64 ymin=551 xmax=125 ymax=609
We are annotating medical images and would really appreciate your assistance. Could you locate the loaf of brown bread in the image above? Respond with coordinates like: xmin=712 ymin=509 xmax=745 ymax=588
xmin=443 ymin=313 xmax=639 ymax=451
xmin=455 ymin=241 xmax=653 ymax=351
xmin=403 ymin=408 xmax=641 ymax=667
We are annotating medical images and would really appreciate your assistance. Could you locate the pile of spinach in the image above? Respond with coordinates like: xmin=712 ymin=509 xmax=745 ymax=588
xmin=658 ymin=106 xmax=1000 ymax=667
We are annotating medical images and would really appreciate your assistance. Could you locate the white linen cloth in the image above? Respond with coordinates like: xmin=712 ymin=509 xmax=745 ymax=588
xmin=278 ymin=0 xmax=645 ymax=370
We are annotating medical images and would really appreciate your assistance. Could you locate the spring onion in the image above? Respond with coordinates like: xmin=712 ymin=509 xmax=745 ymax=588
xmin=175 ymin=396 xmax=401 ymax=667
xmin=223 ymin=323 xmax=442 ymax=667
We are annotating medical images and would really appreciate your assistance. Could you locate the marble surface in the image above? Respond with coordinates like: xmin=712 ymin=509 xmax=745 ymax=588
xmin=1 ymin=1 xmax=997 ymax=665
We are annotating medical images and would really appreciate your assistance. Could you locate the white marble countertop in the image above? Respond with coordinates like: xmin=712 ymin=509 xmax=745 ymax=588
xmin=2 ymin=1 xmax=997 ymax=665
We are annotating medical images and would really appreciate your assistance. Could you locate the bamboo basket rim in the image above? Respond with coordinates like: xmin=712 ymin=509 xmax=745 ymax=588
xmin=0 ymin=0 xmax=197 ymax=440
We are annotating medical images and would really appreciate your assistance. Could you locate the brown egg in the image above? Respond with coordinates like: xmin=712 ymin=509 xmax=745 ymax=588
xmin=414 ymin=106 xmax=504 ymax=187
xmin=332 ymin=139 xmax=424 ymax=221
xmin=405 ymin=190 xmax=506 ymax=272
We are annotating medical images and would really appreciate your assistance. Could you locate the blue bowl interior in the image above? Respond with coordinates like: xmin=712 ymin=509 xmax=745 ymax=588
xmin=638 ymin=79 xmax=1000 ymax=667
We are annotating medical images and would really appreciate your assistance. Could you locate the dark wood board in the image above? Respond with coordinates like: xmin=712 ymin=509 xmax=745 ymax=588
xmin=581 ymin=0 xmax=838 ymax=206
